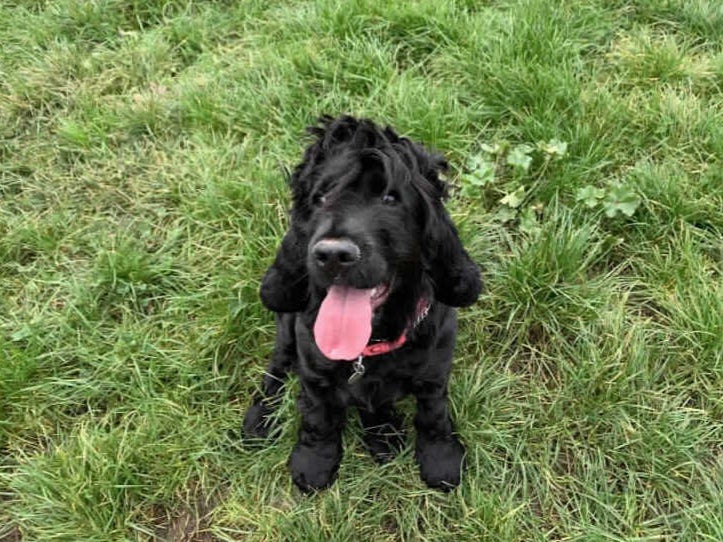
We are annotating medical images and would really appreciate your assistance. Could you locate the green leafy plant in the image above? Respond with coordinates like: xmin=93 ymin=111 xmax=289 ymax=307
xmin=575 ymin=185 xmax=606 ymax=208
xmin=461 ymin=138 xmax=640 ymax=233
xmin=506 ymin=144 xmax=534 ymax=172
xmin=575 ymin=182 xmax=641 ymax=217
xmin=499 ymin=186 xmax=526 ymax=208
xmin=460 ymin=155 xmax=495 ymax=198
xmin=603 ymin=182 xmax=642 ymax=217
xmin=460 ymin=138 xmax=569 ymax=233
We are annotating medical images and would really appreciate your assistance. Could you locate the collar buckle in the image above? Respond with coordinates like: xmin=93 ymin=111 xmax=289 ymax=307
xmin=348 ymin=356 xmax=366 ymax=384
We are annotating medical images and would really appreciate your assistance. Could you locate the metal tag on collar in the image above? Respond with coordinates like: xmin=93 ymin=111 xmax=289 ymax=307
xmin=348 ymin=355 xmax=366 ymax=384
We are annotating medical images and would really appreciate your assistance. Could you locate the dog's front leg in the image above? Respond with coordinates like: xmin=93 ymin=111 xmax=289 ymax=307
xmin=289 ymin=382 xmax=345 ymax=492
xmin=413 ymin=380 xmax=465 ymax=491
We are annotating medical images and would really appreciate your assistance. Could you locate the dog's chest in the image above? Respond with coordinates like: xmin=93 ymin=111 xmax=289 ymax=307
xmin=335 ymin=355 xmax=416 ymax=410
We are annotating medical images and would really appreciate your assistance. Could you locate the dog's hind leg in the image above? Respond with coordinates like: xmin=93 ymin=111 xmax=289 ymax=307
xmin=242 ymin=313 xmax=296 ymax=441
xmin=359 ymin=405 xmax=406 ymax=464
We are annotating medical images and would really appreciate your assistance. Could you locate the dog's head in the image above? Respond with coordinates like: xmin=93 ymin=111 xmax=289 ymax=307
xmin=260 ymin=115 xmax=481 ymax=359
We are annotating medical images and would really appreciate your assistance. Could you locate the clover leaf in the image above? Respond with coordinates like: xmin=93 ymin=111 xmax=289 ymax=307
xmin=500 ymin=186 xmax=526 ymax=208
xmin=539 ymin=138 xmax=568 ymax=158
xmin=462 ymin=157 xmax=495 ymax=187
xmin=575 ymin=185 xmax=606 ymax=208
xmin=506 ymin=145 xmax=533 ymax=172
xmin=603 ymin=183 xmax=641 ymax=218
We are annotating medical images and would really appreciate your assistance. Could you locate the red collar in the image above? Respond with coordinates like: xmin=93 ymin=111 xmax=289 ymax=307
xmin=360 ymin=299 xmax=430 ymax=358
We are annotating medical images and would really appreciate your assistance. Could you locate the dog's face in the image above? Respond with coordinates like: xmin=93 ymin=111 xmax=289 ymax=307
xmin=304 ymin=149 xmax=424 ymax=297
xmin=260 ymin=116 xmax=481 ymax=359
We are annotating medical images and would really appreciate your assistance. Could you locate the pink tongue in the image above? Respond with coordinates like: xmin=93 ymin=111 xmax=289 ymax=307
xmin=313 ymin=285 xmax=374 ymax=360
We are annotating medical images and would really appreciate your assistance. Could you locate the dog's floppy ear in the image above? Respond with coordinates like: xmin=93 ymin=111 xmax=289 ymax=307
xmin=259 ymin=136 xmax=319 ymax=313
xmin=260 ymin=118 xmax=338 ymax=312
xmin=418 ymin=154 xmax=482 ymax=308
xmin=259 ymin=224 xmax=308 ymax=312
xmin=425 ymin=205 xmax=482 ymax=307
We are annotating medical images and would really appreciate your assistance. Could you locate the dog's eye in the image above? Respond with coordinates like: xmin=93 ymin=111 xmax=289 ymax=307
xmin=382 ymin=192 xmax=399 ymax=205
xmin=312 ymin=193 xmax=327 ymax=206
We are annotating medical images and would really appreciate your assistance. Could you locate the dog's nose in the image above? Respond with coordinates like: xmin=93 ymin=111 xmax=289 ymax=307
xmin=312 ymin=238 xmax=361 ymax=272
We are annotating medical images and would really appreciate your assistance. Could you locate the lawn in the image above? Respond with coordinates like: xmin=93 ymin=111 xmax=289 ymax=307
xmin=1 ymin=0 xmax=722 ymax=540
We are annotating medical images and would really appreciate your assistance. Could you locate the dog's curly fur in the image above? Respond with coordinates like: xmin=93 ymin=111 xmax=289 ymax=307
xmin=243 ymin=115 xmax=481 ymax=492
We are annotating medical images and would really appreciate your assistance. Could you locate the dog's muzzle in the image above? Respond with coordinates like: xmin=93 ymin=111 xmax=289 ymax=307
xmin=311 ymin=238 xmax=361 ymax=278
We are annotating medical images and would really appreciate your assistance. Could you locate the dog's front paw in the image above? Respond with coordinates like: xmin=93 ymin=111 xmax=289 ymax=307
xmin=416 ymin=435 xmax=465 ymax=491
xmin=289 ymin=442 xmax=342 ymax=493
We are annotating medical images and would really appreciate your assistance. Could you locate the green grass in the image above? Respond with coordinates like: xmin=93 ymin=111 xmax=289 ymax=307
xmin=1 ymin=0 xmax=722 ymax=540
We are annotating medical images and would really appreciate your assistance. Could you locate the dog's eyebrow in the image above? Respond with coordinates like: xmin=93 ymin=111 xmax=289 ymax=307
xmin=360 ymin=149 xmax=409 ymax=186
xmin=314 ymin=154 xmax=362 ymax=194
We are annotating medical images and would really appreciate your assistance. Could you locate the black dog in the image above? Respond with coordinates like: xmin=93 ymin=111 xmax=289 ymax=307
xmin=243 ymin=115 xmax=481 ymax=492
